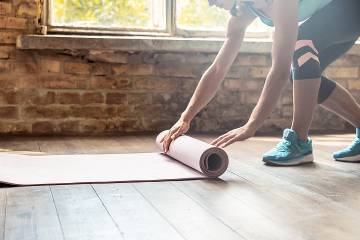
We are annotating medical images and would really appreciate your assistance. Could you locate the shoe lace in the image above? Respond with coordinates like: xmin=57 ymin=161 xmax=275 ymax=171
xmin=275 ymin=139 xmax=296 ymax=152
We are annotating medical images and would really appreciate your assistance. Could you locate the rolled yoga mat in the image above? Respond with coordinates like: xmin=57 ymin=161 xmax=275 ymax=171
xmin=0 ymin=131 xmax=229 ymax=186
xmin=155 ymin=130 xmax=229 ymax=178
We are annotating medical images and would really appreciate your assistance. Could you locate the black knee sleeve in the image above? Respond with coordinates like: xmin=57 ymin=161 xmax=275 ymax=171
xmin=292 ymin=40 xmax=321 ymax=80
xmin=318 ymin=76 xmax=337 ymax=103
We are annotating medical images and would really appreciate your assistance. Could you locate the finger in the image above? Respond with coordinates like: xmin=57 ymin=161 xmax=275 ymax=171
xmin=220 ymin=137 xmax=238 ymax=148
xmin=210 ymin=133 xmax=228 ymax=145
xmin=164 ymin=135 xmax=173 ymax=153
xmin=215 ymin=134 xmax=233 ymax=147
xmin=172 ymin=128 xmax=182 ymax=139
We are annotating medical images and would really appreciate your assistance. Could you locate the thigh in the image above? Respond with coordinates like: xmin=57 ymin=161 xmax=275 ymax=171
xmin=298 ymin=0 xmax=360 ymax=52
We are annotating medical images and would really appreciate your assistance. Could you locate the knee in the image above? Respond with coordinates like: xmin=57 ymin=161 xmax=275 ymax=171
xmin=292 ymin=39 xmax=321 ymax=80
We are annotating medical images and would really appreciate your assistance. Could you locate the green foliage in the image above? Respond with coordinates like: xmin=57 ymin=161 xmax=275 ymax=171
xmin=177 ymin=0 xmax=229 ymax=30
xmin=52 ymin=0 xmax=229 ymax=30
xmin=53 ymin=0 xmax=151 ymax=28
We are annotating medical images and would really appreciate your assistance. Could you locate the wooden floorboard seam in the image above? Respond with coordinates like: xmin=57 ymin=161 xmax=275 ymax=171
xmin=131 ymin=184 xmax=188 ymax=240
xmin=170 ymin=181 xmax=248 ymax=240
xmin=2 ymin=190 xmax=7 ymax=240
xmin=90 ymin=184 xmax=126 ymax=239
xmin=49 ymin=186 xmax=66 ymax=240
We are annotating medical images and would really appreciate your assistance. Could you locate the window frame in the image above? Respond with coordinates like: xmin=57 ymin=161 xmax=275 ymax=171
xmin=43 ymin=0 xmax=271 ymax=38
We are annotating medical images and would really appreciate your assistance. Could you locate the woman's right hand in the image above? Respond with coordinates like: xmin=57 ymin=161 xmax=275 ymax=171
xmin=160 ymin=118 xmax=190 ymax=153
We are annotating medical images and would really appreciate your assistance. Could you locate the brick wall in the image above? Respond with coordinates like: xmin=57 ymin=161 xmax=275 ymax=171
xmin=0 ymin=0 xmax=359 ymax=135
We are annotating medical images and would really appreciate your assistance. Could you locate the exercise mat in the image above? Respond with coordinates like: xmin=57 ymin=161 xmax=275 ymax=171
xmin=0 ymin=131 xmax=229 ymax=186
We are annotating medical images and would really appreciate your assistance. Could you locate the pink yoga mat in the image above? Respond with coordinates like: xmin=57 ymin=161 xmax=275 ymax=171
xmin=0 ymin=131 xmax=229 ymax=186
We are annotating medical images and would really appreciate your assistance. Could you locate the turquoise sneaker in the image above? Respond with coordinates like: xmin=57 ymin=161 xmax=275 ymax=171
xmin=333 ymin=128 xmax=360 ymax=162
xmin=263 ymin=129 xmax=314 ymax=166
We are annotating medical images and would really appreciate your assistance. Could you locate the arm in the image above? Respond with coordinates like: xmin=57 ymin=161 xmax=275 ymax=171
xmin=180 ymin=13 xmax=255 ymax=123
xmin=246 ymin=0 xmax=298 ymax=130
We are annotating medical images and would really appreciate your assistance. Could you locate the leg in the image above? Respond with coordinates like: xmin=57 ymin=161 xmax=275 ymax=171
xmin=291 ymin=0 xmax=360 ymax=140
xmin=321 ymin=82 xmax=360 ymax=128
xmin=291 ymin=78 xmax=321 ymax=141
xmin=316 ymin=41 xmax=360 ymax=128
xmin=263 ymin=0 xmax=360 ymax=165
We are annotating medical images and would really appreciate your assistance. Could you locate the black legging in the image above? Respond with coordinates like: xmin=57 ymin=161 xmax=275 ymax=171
xmin=290 ymin=0 xmax=360 ymax=103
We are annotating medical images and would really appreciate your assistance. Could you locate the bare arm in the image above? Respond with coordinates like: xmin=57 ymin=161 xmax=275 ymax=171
xmin=180 ymin=13 xmax=255 ymax=123
xmin=246 ymin=0 xmax=298 ymax=130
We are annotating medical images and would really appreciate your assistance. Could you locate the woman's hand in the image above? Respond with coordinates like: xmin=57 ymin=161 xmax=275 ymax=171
xmin=160 ymin=119 xmax=190 ymax=153
xmin=210 ymin=124 xmax=257 ymax=148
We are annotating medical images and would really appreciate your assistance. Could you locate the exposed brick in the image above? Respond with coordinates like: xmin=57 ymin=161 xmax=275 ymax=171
xmin=12 ymin=61 xmax=36 ymax=73
xmin=106 ymin=93 xmax=126 ymax=104
xmin=348 ymin=80 xmax=360 ymax=90
xmin=0 ymin=46 xmax=14 ymax=59
xmin=32 ymin=121 xmax=57 ymax=134
xmin=250 ymin=67 xmax=270 ymax=78
xmin=22 ymin=106 xmax=72 ymax=119
xmin=82 ymin=92 xmax=104 ymax=104
xmin=0 ymin=2 xmax=12 ymax=16
xmin=64 ymin=62 xmax=90 ymax=75
xmin=242 ymin=92 xmax=260 ymax=104
xmin=223 ymin=79 xmax=246 ymax=91
xmin=59 ymin=121 xmax=80 ymax=134
xmin=0 ymin=91 xmax=17 ymax=104
xmin=71 ymin=106 xmax=120 ymax=119
xmin=16 ymin=2 xmax=39 ymax=18
xmin=0 ymin=17 xmax=27 ymax=29
xmin=39 ymin=74 xmax=87 ymax=89
xmin=128 ymin=93 xmax=152 ymax=106
xmin=88 ymin=50 xmax=128 ymax=63
xmin=326 ymin=67 xmax=359 ymax=79
xmin=91 ymin=64 xmax=110 ymax=76
xmin=40 ymin=59 xmax=61 ymax=73
xmin=234 ymin=55 xmax=269 ymax=66
xmin=0 ymin=73 xmax=37 ymax=91
xmin=90 ymin=76 xmax=132 ymax=90
xmin=112 ymin=64 xmax=154 ymax=76
xmin=155 ymin=63 xmax=197 ymax=78
xmin=0 ymin=61 xmax=11 ymax=72
xmin=0 ymin=121 xmax=30 ymax=134
xmin=56 ymin=92 xmax=81 ymax=104
xmin=133 ymin=78 xmax=178 ymax=91
xmin=0 ymin=32 xmax=19 ymax=44
xmin=0 ymin=106 xmax=18 ymax=119
xmin=81 ymin=120 xmax=106 ymax=134
xmin=20 ymin=90 xmax=56 ymax=105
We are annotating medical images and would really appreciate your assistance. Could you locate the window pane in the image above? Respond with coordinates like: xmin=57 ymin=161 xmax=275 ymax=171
xmin=176 ymin=0 xmax=229 ymax=31
xmin=176 ymin=0 xmax=270 ymax=33
xmin=50 ymin=0 xmax=166 ymax=30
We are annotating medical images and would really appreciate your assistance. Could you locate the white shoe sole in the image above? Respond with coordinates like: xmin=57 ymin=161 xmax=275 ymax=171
xmin=334 ymin=154 xmax=360 ymax=162
xmin=264 ymin=154 xmax=314 ymax=166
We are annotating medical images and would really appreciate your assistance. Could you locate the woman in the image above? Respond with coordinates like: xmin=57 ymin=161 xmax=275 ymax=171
xmin=161 ymin=0 xmax=360 ymax=166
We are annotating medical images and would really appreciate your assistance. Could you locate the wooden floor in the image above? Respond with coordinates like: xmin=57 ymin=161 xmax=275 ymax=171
xmin=0 ymin=133 xmax=359 ymax=240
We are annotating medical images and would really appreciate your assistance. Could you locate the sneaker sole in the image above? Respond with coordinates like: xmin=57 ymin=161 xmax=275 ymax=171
xmin=263 ymin=153 xmax=314 ymax=166
xmin=334 ymin=153 xmax=360 ymax=162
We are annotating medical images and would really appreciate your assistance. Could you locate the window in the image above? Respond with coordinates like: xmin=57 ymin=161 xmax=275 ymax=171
xmin=47 ymin=0 xmax=271 ymax=37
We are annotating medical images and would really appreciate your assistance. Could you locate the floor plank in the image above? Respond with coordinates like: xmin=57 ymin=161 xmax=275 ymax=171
xmin=93 ymin=184 xmax=185 ymax=240
xmin=4 ymin=186 xmax=63 ymax=240
xmin=134 ymin=182 xmax=245 ymax=240
xmin=0 ymin=134 xmax=360 ymax=240
xmin=0 ymin=189 xmax=6 ymax=240
xmin=50 ymin=185 xmax=124 ymax=240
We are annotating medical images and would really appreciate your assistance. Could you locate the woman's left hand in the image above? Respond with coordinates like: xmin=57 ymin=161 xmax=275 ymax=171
xmin=210 ymin=124 xmax=257 ymax=148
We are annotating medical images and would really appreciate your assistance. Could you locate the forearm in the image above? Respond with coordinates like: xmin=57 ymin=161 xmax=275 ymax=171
xmin=247 ymin=68 xmax=290 ymax=129
xmin=181 ymin=66 xmax=225 ymax=122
